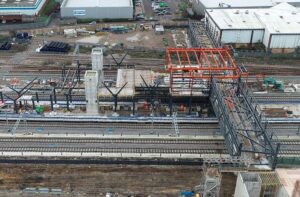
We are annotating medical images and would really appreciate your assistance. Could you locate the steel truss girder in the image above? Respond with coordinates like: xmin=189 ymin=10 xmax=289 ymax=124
xmin=210 ymin=78 xmax=280 ymax=169
xmin=210 ymin=79 xmax=242 ymax=156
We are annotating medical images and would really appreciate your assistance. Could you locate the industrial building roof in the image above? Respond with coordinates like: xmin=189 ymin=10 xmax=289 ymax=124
xmin=261 ymin=3 xmax=300 ymax=33
xmin=206 ymin=3 xmax=300 ymax=33
xmin=206 ymin=9 xmax=264 ymax=29
xmin=196 ymin=0 xmax=300 ymax=8
xmin=0 ymin=0 xmax=39 ymax=7
xmin=196 ymin=0 xmax=274 ymax=8
xmin=64 ymin=0 xmax=133 ymax=8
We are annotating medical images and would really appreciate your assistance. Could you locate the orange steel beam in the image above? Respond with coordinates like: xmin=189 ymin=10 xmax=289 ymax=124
xmin=171 ymin=76 xmax=241 ymax=79
xmin=166 ymin=48 xmax=245 ymax=93
xmin=170 ymin=67 xmax=238 ymax=71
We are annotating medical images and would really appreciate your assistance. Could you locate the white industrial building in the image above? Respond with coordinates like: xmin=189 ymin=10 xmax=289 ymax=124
xmin=192 ymin=0 xmax=300 ymax=16
xmin=192 ymin=0 xmax=273 ymax=16
xmin=0 ymin=0 xmax=47 ymax=22
xmin=60 ymin=0 xmax=133 ymax=19
xmin=205 ymin=3 xmax=300 ymax=53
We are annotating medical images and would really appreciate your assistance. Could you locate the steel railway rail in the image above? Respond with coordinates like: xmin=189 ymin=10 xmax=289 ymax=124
xmin=0 ymin=121 xmax=220 ymax=130
xmin=1 ymin=120 xmax=297 ymax=130
xmin=0 ymin=137 xmax=227 ymax=154
xmin=0 ymin=137 xmax=225 ymax=144
xmin=251 ymin=93 xmax=300 ymax=103
xmin=0 ymin=147 xmax=224 ymax=154
xmin=0 ymin=137 xmax=297 ymax=155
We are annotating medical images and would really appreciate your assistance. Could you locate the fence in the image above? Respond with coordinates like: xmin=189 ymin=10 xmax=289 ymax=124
xmin=0 ymin=13 xmax=56 ymax=31
xmin=277 ymin=157 xmax=300 ymax=166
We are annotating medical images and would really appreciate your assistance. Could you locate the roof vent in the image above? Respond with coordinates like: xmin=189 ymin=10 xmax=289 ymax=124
xmin=287 ymin=22 xmax=290 ymax=24
xmin=245 ymin=10 xmax=249 ymax=14
xmin=243 ymin=20 xmax=246 ymax=23
xmin=280 ymin=16 xmax=283 ymax=19
xmin=265 ymin=12 xmax=269 ymax=15
xmin=292 ymin=11 xmax=296 ymax=15
xmin=228 ymin=24 xmax=232 ymax=27
xmin=275 ymin=29 xmax=280 ymax=32
xmin=234 ymin=10 xmax=239 ymax=14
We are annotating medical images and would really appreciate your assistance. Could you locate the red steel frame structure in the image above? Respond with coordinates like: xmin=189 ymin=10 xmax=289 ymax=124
xmin=166 ymin=47 xmax=247 ymax=95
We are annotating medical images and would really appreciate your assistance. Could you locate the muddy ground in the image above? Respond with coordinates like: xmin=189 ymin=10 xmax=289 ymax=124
xmin=0 ymin=164 xmax=204 ymax=197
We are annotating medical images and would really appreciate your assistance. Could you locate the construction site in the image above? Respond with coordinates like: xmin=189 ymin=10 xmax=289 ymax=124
xmin=0 ymin=0 xmax=299 ymax=196
xmin=0 ymin=42 xmax=299 ymax=196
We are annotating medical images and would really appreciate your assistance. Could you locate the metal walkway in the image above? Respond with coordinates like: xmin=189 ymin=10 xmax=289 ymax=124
xmin=210 ymin=78 xmax=280 ymax=169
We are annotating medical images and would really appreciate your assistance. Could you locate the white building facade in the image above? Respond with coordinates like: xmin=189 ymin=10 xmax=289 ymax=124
xmin=205 ymin=3 xmax=300 ymax=53
xmin=192 ymin=0 xmax=300 ymax=16
xmin=60 ymin=0 xmax=133 ymax=19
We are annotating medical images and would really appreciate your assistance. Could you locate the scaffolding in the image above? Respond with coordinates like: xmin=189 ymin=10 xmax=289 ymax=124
xmin=166 ymin=47 xmax=247 ymax=96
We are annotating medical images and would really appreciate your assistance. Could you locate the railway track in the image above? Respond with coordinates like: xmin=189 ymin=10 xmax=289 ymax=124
xmin=1 ymin=120 xmax=297 ymax=130
xmin=0 ymin=136 xmax=297 ymax=155
xmin=0 ymin=137 xmax=227 ymax=154
xmin=252 ymin=93 xmax=300 ymax=102
xmin=0 ymin=137 xmax=224 ymax=144
xmin=0 ymin=121 xmax=220 ymax=130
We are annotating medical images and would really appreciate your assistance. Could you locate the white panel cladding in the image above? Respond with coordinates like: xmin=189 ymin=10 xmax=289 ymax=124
xmin=221 ymin=30 xmax=252 ymax=43
xmin=220 ymin=29 xmax=264 ymax=44
xmin=252 ymin=30 xmax=265 ymax=43
xmin=61 ymin=7 xmax=133 ymax=19
xmin=270 ymin=34 xmax=300 ymax=48
xmin=263 ymin=28 xmax=271 ymax=47
xmin=204 ymin=4 xmax=300 ymax=50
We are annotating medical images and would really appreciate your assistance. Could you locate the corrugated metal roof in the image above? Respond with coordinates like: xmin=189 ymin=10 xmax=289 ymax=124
xmin=197 ymin=0 xmax=274 ymax=8
xmin=206 ymin=3 xmax=300 ymax=33
xmin=0 ymin=0 xmax=40 ymax=7
xmin=64 ymin=0 xmax=132 ymax=8
xmin=196 ymin=0 xmax=300 ymax=8
xmin=206 ymin=9 xmax=264 ymax=29
xmin=257 ymin=3 xmax=300 ymax=33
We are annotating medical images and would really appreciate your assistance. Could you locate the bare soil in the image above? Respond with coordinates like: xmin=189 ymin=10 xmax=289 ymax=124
xmin=0 ymin=164 xmax=203 ymax=197
xmin=219 ymin=172 xmax=237 ymax=197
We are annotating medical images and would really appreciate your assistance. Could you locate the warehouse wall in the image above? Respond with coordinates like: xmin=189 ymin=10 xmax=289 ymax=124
xmin=221 ymin=30 xmax=264 ymax=44
xmin=205 ymin=12 xmax=265 ymax=45
xmin=269 ymin=34 xmax=300 ymax=49
xmin=222 ymin=30 xmax=252 ymax=43
xmin=263 ymin=28 xmax=300 ymax=52
xmin=61 ymin=6 xmax=133 ymax=19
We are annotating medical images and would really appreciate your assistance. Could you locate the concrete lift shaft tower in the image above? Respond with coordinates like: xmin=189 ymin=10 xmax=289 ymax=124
xmin=84 ymin=48 xmax=105 ymax=115
xmin=85 ymin=71 xmax=99 ymax=115
xmin=92 ymin=47 xmax=104 ymax=81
